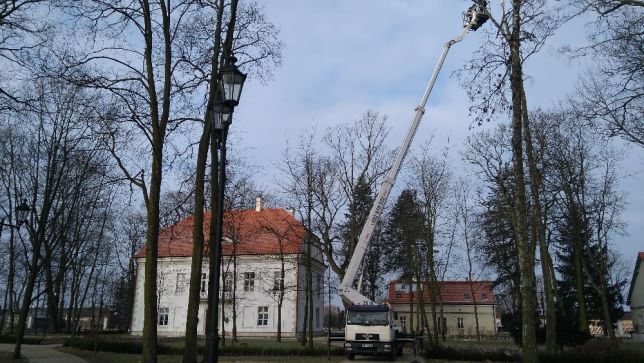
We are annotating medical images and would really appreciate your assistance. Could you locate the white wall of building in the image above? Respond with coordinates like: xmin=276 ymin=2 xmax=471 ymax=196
xmin=390 ymin=303 xmax=497 ymax=336
xmin=130 ymin=253 xmax=325 ymax=337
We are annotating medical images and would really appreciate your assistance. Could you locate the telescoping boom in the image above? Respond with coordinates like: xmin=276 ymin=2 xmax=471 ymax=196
xmin=338 ymin=1 xmax=489 ymax=307
xmin=340 ymin=4 xmax=489 ymax=360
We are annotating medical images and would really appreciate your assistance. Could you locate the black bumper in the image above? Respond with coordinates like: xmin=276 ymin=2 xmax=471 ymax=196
xmin=344 ymin=341 xmax=394 ymax=355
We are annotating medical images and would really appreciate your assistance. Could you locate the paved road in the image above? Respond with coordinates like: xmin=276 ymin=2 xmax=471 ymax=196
xmin=0 ymin=343 xmax=88 ymax=363
xmin=335 ymin=352 xmax=425 ymax=363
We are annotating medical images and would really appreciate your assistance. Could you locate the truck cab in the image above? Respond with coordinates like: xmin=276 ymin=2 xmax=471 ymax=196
xmin=344 ymin=304 xmax=401 ymax=360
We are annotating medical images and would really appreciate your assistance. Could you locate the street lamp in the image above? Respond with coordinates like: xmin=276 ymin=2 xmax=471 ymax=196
xmin=15 ymin=199 xmax=30 ymax=226
xmin=219 ymin=55 xmax=247 ymax=107
xmin=207 ymin=54 xmax=246 ymax=363
xmin=0 ymin=198 xmax=31 ymax=233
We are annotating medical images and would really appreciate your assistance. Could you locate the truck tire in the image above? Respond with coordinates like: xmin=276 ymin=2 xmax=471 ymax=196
xmin=347 ymin=353 xmax=355 ymax=361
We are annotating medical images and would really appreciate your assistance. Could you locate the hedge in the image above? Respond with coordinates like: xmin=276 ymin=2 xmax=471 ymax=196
xmin=424 ymin=345 xmax=644 ymax=363
xmin=0 ymin=335 xmax=45 ymax=345
xmin=425 ymin=345 xmax=520 ymax=362
xmin=537 ymin=351 xmax=644 ymax=363
xmin=63 ymin=337 xmax=346 ymax=356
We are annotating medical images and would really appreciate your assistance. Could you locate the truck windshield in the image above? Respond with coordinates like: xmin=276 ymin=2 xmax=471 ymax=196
xmin=346 ymin=310 xmax=389 ymax=326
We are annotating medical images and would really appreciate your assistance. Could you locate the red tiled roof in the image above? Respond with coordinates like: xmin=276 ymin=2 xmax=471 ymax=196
xmin=386 ymin=280 xmax=496 ymax=305
xmin=134 ymin=208 xmax=306 ymax=258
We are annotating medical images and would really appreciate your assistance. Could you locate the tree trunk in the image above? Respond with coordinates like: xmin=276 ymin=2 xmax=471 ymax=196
xmin=220 ymin=261 xmax=226 ymax=346
xmin=599 ymin=280 xmax=618 ymax=347
xmin=415 ymin=278 xmax=433 ymax=349
xmin=306 ymin=238 xmax=313 ymax=350
xmin=14 ymin=233 xmax=43 ymax=358
xmin=408 ymin=282 xmax=414 ymax=335
xmin=181 ymin=122 xmax=211 ymax=363
xmin=427 ymin=262 xmax=440 ymax=346
xmin=232 ymin=249 xmax=238 ymax=342
xmin=509 ymin=2 xmax=537 ymax=361
xmin=204 ymin=128 xmax=219 ymax=356
xmin=520 ymin=89 xmax=557 ymax=352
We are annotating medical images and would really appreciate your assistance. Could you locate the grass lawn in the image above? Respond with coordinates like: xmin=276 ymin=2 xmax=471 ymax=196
xmin=0 ymin=352 xmax=26 ymax=363
xmin=58 ymin=347 xmax=344 ymax=363
xmin=441 ymin=338 xmax=520 ymax=351
xmin=621 ymin=339 xmax=644 ymax=353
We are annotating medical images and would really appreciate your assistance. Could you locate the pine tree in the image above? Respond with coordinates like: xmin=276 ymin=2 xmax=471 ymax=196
xmin=383 ymin=189 xmax=425 ymax=282
xmin=340 ymin=176 xmax=384 ymax=301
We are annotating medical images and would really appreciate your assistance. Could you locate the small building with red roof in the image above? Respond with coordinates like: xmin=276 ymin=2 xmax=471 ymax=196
xmin=628 ymin=252 xmax=644 ymax=341
xmin=386 ymin=280 xmax=497 ymax=336
xmin=130 ymin=198 xmax=326 ymax=337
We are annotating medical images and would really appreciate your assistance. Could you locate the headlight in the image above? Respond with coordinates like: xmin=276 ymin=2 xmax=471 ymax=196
xmin=344 ymin=343 xmax=351 ymax=348
xmin=384 ymin=344 xmax=391 ymax=348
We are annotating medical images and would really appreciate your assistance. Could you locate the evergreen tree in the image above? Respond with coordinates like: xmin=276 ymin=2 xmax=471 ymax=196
xmin=383 ymin=189 xmax=425 ymax=282
xmin=478 ymin=170 xmax=521 ymax=311
xmin=555 ymin=215 xmax=625 ymax=340
xmin=339 ymin=175 xmax=384 ymax=301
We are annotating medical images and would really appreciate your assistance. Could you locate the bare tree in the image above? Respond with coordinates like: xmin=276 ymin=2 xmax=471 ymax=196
xmin=567 ymin=0 xmax=644 ymax=147
xmin=459 ymin=2 xmax=563 ymax=360
xmin=409 ymin=144 xmax=452 ymax=346
xmin=0 ymin=0 xmax=50 ymax=108
xmin=454 ymin=179 xmax=481 ymax=341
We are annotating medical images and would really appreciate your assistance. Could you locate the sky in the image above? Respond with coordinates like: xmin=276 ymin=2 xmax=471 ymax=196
xmin=226 ymin=1 xmax=643 ymax=271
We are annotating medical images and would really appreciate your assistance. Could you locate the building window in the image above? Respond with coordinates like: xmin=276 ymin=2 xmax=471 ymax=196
xmin=273 ymin=271 xmax=282 ymax=291
xmin=457 ymin=317 xmax=464 ymax=329
xmin=158 ymin=307 xmax=169 ymax=326
xmin=257 ymin=306 xmax=268 ymax=326
xmin=200 ymin=273 xmax=207 ymax=293
xmin=224 ymin=272 xmax=234 ymax=292
xmin=464 ymin=293 xmax=471 ymax=300
xmin=176 ymin=273 xmax=187 ymax=293
xmin=399 ymin=316 xmax=407 ymax=327
xmin=244 ymin=272 xmax=255 ymax=292
xmin=481 ymin=293 xmax=488 ymax=302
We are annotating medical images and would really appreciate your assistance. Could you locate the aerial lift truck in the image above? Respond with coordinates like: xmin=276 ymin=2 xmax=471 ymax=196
xmin=338 ymin=2 xmax=488 ymax=360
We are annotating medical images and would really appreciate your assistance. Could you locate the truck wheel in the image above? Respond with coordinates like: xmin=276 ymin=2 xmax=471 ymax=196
xmin=347 ymin=353 xmax=355 ymax=360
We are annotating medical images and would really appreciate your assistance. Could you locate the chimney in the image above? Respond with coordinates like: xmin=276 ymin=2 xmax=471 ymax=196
xmin=255 ymin=196 xmax=263 ymax=212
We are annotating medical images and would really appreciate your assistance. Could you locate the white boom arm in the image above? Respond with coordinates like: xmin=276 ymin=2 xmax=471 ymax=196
xmin=338 ymin=20 xmax=479 ymax=307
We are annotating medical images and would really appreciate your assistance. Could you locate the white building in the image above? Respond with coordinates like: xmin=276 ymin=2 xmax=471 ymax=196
xmin=130 ymin=200 xmax=326 ymax=337
xmin=386 ymin=280 xmax=497 ymax=336
xmin=628 ymin=252 xmax=644 ymax=341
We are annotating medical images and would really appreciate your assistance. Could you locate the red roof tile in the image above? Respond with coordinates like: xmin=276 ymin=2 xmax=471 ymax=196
xmin=386 ymin=280 xmax=496 ymax=305
xmin=134 ymin=208 xmax=306 ymax=258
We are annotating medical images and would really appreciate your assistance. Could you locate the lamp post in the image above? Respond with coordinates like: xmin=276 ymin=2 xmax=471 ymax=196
xmin=0 ymin=198 xmax=30 ymax=342
xmin=0 ymin=198 xmax=30 ymax=239
xmin=206 ymin=54 xmax=246 ymax=363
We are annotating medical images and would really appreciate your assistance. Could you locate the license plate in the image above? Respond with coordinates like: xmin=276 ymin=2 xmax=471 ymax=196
xmin=362 ymin=343 xmax=374 ymax=347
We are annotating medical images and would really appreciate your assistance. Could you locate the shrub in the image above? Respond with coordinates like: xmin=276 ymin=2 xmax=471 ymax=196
xmin=0 ymin=335 xmax=45 ymax=345
xmin=63 ymin=337 xmax=144 ymax=354
xmin=64 ymin=337 xmax=346 ymax=356
xmin=538 ymin=351 xmax=644 ymax=363
xmin=425 ymin=345 xmax=520 ymax=362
